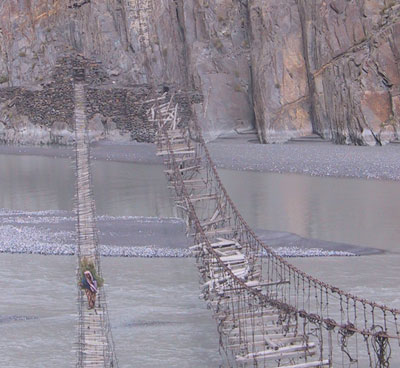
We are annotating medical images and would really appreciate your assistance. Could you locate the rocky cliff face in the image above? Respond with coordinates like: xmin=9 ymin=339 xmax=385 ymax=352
xmin=0 ymin=0 xmax=399 ymax=145
xmin=0 ymin=0 xmax=253 ymax=142
xmin=249 ymin=0 xmax=400 ymax=145
xmin=297 ymin=0 xmax=400 ymax=145
xmin=249 ymin=0 xmax=312 ymax=143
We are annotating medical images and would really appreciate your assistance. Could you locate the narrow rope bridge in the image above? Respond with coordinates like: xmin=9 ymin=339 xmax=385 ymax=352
xmin=73 ymin=68 xmax=118 ymax=368
xmin=150 ymin=95 xmax=400 ymax=368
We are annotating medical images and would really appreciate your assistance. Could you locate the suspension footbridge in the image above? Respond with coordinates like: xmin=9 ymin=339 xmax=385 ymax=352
xmin=149 ymin=94 xmax=400 ymax=367
xmin=71 ymin=66 xmax=399 ymax=367
xmin=73 ymin=68 xmax=117 ymax=368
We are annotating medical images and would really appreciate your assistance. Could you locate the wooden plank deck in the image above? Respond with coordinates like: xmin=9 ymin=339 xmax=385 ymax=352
xmin=74 ymin=81 xmax=115 ymax=368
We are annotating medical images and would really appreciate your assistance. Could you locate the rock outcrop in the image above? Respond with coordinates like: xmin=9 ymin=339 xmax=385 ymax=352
xmin=249 ymin=0 xmax=400 ymax=145
xmin=298 ymin=0 xmax=400 ymax=145
xmin=0 ymin=0 xmax=399 ymax=145
xmin=249 ymin=0 xmax=312 ymax=143
xmin=0 ymin=0 xmax=254 ymax=142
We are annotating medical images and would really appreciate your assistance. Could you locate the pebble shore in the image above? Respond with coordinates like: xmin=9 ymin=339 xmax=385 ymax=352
xmin=0 ymin=240 xmax=355 ymax=258
xmin=208 ymin=137 xmax=400 ymax=181
xmin=0 ymin=209 xmax=358 ymax=258
xmin=1 ymin=137 xmax=400 ymax=181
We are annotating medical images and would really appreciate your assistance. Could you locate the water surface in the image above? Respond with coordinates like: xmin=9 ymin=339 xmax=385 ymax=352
xmin=0 ymin=154 xmax=174 ymax=217
xmin=218 ymin=169 xmax=400 ymax=253
xmin=0 ymin=254 xmax=221 ymax=368
xmin=1 ymin=154 xmax=399 ymax=251
xmin=1 ymin=153 xmax=400 ymax=366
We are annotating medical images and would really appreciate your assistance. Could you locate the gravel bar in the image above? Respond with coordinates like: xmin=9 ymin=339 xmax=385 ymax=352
xmin=0 ymin=209 xmax=365 ymax=257
xmin=208 ymin=138 xmax=400 ymax=181
xmin=1 ymin=138 xmax=400 ymax=181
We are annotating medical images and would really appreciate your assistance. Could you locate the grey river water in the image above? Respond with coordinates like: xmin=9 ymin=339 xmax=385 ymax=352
xmin=1 ymin=153 xmax=400 ymax=367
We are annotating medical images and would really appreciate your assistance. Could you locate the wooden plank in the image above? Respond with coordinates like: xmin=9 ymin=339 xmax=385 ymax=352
xmin=209 ymin=267 xmax=248 ymax=279
xmin=221 ymin=313 xmax=281 ymax=326
xmin=163 ymin=164 xmax=201 ymax=173
xmin=218 ymin=308 xmax=281 ymax=320
xmin=239 ymin=342 xmax=316 ymax=359
xmin=158 ymin=136 xmax=186 ymax=142
xmin=210 ymin=238 xmax=238 ymax=248
xmin=200 ymin=216 xmax=230 ymax=228
xmin=181 ymin=179 xmax=205 ymax=184
xmin=218 ymin=253 xmax=245 ymax=263
xmin=228 ymin=334 xmax=303 ymax=348
xmin=157 ymin=150 xmax=195 ymax=156
xmin=223 ymin=280 xmax=290 ymax=292
xmin=166 ymin=144 xmax=191 ymax=151
xmin=228 ymin=331 xmax=297 ymax=342
xmin=188 ymin=193 xmax=217 ymax=202
xmin=214 ymin=246 xmax=242 ymax=256
xmin=166 ymin=129 xmax=183 ymax=136
xmin=227 ymin=308 xmax=279 ymax=317
xmin=276 ymin=360 xmax=330 ymax=368
xmin=209 ymin=293 xmax=265 ymax=307
xmin=173 ymin=156 xmax=201 ymax=163
xmin=236 ymin=343 xmax=316 ymax=362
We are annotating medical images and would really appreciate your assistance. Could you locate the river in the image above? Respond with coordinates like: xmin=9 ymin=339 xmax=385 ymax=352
xmin=1 ymin=153 xmax=399 ymax=367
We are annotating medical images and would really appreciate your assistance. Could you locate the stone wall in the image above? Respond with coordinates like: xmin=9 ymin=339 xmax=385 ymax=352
xmin=0 ymin=55 xmax=198 ymax=145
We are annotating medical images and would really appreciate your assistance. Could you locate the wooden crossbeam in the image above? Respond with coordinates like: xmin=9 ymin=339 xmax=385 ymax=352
xmin=236 ymin=343 xmax=317 ymax=363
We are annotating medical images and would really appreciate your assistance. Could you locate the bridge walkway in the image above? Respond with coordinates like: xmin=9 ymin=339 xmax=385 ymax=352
xmin=73 ymin=74 xmax=117 ymax=368
xmin=152 ymin=99 xmax=330 ymax=367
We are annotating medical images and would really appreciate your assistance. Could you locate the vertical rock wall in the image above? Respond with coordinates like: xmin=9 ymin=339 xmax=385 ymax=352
xmin=0 ymin=0 xmax=186 ymax=86
xmin=0 ymin=0 xmax=399 ymax=145
xmin=297 ymin=0 xmax=400 ymax=145
xmin=248 ymin=0 xmax=312 ymax=143
xmin=181 ymin=0 xmax=254 ymax=140
xmin=248 ymin=0 xmax=400 ymax=145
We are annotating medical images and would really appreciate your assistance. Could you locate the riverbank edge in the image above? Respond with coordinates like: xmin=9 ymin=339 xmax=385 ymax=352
xmin=0 ymin=246 xmax=359 ymax=258
xmin=1 ymin=138 xmax=400 ymax=181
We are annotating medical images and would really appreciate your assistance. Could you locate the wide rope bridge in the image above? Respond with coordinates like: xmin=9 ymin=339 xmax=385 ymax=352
xmin=150 ymin=94 xmax=400 ymax=368
xmin=73 ymin=68 xmax=118 ymax=368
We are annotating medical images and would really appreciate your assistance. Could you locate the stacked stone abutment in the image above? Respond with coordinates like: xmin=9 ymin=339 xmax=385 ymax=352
xmin=0 ymin=55 xmax=197 ymax=145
